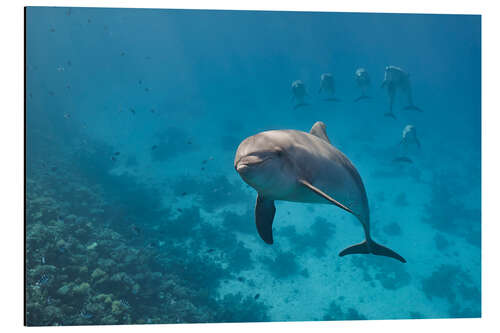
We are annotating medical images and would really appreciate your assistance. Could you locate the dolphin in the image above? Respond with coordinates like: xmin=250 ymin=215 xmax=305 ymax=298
xmin=234 ymin=121 xmax=406 ymax=263
xmin=400 ymin=124 xmax=421 ymax=148
xmin=354 ymin=68 xmax=371 ymax=102
xmin=318 ymin=73 xmax=340 ymax=102
xmin=291 ymin=80 xmax=309 ymax=109
xmin=381 ymin=66 xmax=422 ymax=118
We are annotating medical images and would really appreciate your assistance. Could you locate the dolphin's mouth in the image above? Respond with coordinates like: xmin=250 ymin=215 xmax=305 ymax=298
xmin=235 ymin=156 xmax=272 ymax=173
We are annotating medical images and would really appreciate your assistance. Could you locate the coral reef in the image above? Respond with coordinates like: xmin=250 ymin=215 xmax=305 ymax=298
xmin=220 ymin=209 xmax=256 ymax=235
xmin=280 ymin=217 xmax=336 ymax=257
xmin=322 ymin=299 xmax=366 ymax=321
xmin=423 ymin=173 xmax=480 ymax=247
xmin=261 ymin=249 xmax=305 ymax=278
xmin=382 ymin=222 xmax=402 ymax=237
xmin=350 ymin=256 xmax=411 ymax=291
xmin=421 ymin=264 xmax=480 ymax=318
xmin=25 ymin=157 xmax=268 ymax=326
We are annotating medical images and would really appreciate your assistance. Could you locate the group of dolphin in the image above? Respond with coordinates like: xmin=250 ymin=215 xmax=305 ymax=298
xmin=232 ymin=66 xmax=427 ymax=264
xmin=291 ymin=65 xmax=422 ymax=120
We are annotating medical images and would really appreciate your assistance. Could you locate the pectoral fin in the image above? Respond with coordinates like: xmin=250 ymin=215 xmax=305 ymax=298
xmin=298 ymin=179 xmax=353 ymax=214
xmin=255 ymin=194 xmax=276 ymax=244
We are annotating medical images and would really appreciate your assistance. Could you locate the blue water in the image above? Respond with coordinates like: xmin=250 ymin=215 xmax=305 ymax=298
xmin=25 ymin=7 xmax=481 ymax=326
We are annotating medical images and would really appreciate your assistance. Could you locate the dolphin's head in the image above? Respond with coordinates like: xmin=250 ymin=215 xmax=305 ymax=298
xmin=402 ymin=124 xmax=416 ymax=138
xmin=234 ymin=133 xmax=296 ymax=197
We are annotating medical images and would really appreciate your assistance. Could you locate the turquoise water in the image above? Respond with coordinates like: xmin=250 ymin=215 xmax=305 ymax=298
xmin=25 ymin=7 xmax=481 ymax=326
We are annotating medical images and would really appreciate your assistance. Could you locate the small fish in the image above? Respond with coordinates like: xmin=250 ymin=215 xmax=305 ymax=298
xmin=66 ymin=85 xmax=71 ymax=89
xmin=151 ymin=145 xmax=158 ymax=150
xmin=29 ymin=93 xmax=33 ymax=99
xmin=130 ymin=108 xmax=136 ymax=115
xmin=51 ymin=167 xmax=58 ymax=172
xmin=177 ymin=208 xmax=183 ymax=213
xmin=202 ymin=160 xmax=208 ymax=165
xmin=49 ymin=91 xmax=55 ymax=96
xmin=57 ymin=66 xmax=65 ymax=72
xmin=67 ymin=60 xmax=72 ymax=67
xmin=80 ymin=310 xmax=93 ymax=319
xmin=254 ymin=294 xmax=260 ymax=300
xmin=393 ymin=156 xmax=413 ymax=164
xmin=207 ymin=249 xmax=215 ymax=253
xmin=131 ymin=225 xmax=141 ymax=235
xmin=41 ymin=256 xmax=46 ymax=264
xmin=138 ymin=80 xmax=142 ymax=85
xmin=36 ymin=274 xmax=50 ymax=286
xmin=121 ymin=51 xmax=126 ymax=56
xmin=49 ymin=27 xmax=55 ymax=33
xmin=147 ymin=242 xmax=156 ymax=249
xmin=111 ymin=156 xmax=116 ymax=162
xmin=150 ymin=108 xmax=156 ymax=113
xmin=63 ymin=113 xmax=71 ymax=119
xmin=181 ymin=192 xmax=187 ymax=196
xmin=201 ymin=167 xmax=205 ymax=171
xmin=237 ymin=277 xmax=245 ymax=282
xmin=114 ymin=152 xmax=120 ymax=156
xmin=187 ymin=140 xmax=192 ymax=145
xmin=144 ymin=88 xmax=150 ymax=92
xmin=66 ymin=8 xmax=72 ymax=16
xmin=87 ymin=18 xmax=91 ymax=23
xmin=119 ymin=299 xmax=130 ymax=308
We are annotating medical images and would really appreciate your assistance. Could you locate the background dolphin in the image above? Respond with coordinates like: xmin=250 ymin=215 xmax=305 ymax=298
xmin=318 ymin=73 xmax=340 ymax=101
xmin=354 ymin=68 xmax=371 ymax=102
xmin=400 ymin=124 xmax=421 ymax=148
xmin=234 ymin=121 xmax=406 ymax=263
xmin=291 ymin=80 xmax=309 ymax=109
xmin=381 ymin=66 xmax=422 ymax=118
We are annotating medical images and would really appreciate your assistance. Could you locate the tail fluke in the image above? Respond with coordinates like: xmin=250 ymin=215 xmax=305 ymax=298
xmin=403 ymin=105 xmax=423 ymax=112
xmin=339 ymin=239 xmax=406 ymax=263
xmin=294 ymin=102 xmax=310 ymax=110
xmin=354 ymin=95 xmax=371 ymax=102
xmin=384 ymin=112 xmax=396 ymax=119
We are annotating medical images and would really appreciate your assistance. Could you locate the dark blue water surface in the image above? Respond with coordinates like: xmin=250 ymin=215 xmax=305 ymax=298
xmin=25 ymin=7 xmax=481 ymax=326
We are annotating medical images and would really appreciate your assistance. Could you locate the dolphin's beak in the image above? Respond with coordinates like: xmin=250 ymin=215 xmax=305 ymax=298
xmin=235 ymin=155 xmax=271 ymax=174
xmin=236 ymin=163 xmax=249 ymax=173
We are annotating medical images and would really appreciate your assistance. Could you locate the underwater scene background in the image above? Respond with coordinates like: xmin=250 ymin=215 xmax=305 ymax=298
xmin=25 ymin=7 xmax=481 ymax=326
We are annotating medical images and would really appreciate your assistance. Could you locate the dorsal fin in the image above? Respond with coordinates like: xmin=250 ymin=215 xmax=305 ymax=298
xmin=310 ymin=121 xmax=331 ymax=143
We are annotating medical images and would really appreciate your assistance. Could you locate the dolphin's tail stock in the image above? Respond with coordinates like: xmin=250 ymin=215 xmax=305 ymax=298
xmin=294 ymin=102 xmax=310 ymax=109
xmin=403 ymin=105 xmax=423 ymax=112
xmin=339 ymin=238 xmax=406 ymax=263
xmin=354 ymin=95 xmax=371 ymax=102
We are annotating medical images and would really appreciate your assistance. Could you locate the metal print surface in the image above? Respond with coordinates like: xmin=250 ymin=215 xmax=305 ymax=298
xmin=25 ymin=6 xmax=481 ymax=326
